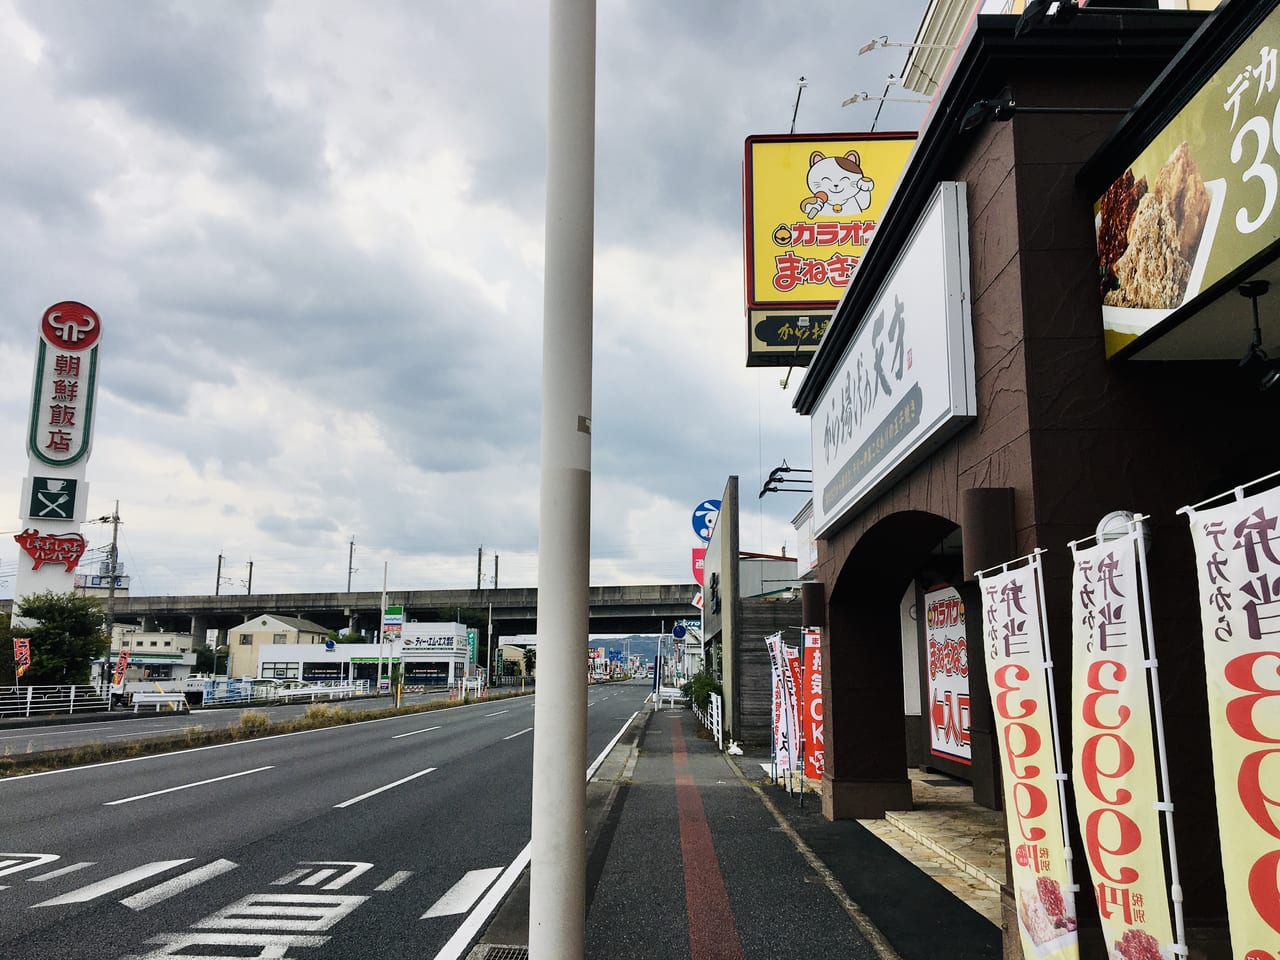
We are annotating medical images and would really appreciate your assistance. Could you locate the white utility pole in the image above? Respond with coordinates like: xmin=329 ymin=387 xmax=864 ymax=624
xmin=529 ymin=0 xmax=595 ymax=955
xmin=380 ymin=561 xmax=388 ymax=690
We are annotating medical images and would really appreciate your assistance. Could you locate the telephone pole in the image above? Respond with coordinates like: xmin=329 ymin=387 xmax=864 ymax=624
xmin=347 ymin=537 xmax=356 ymax=592
xmin=105 ymin=501 xmax=120 ymax=634
xmin=215 ymin=552 xmax=224 ymax=596
xmin=246 ymin=560 xmax=253 ymax=596
xmin=477 ymin=545 xmax=483 ymax=590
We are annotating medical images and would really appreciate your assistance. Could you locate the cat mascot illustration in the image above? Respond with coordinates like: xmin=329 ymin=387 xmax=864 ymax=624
xmin=800 ymin=150 xmax=874 ymax=218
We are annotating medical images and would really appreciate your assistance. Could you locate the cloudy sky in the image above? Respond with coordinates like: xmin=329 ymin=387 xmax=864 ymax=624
xmin=0 ymin=0 xmax=933 ymax=600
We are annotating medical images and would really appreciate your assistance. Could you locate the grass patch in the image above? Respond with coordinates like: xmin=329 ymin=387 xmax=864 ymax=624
xmin=0 ymin=689 xmax=532 ymax=778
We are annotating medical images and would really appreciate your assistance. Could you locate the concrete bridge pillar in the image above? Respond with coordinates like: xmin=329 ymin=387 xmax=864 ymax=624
xmin=191 ymin=615 xmax=210 ymax=648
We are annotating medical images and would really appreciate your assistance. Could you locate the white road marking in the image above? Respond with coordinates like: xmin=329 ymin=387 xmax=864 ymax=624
xmin=274 ymin=862 xmax=373 ymax=891
xmin=0 ymin=724 xmax=118 ymax=740
xmin=432 ymin=847 xmax=529 ymax=960
xmin=32 ymin=860 xmax=192 ymax=907
xmin=420 ymin=867 xmax=503 ymax=918
xmin=28 ymin=862 xmax=95 ymax=882
xmin=502 ymin=727 xmax=533 ymax=740
xmin=483 ymin=710 xmax=509 ymax=717
xmin=104 ymin=766 xmax=274 ymax=805
xmin=431 ymin=710 xmax=641 ymax=960
xmin=196 ymin=892 xmax=367 ymax=931
xmin=0 ymin=854 xmax=59 ymax=879
xmin=391 ymin=725 xmax=441 ymax=740
xmin=333 ymin=768 xmax=437 ymax=808
xmin=375 ymin=871 xmax=414 ymax=892
xmin=121 ymin=859 xmax=238 ymax=910
xmin=104 ymin=726 xmax=194 ymax=739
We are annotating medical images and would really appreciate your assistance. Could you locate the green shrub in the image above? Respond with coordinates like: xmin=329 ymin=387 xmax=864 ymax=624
xmin=681 ymin=671 xmax=722 ymax=713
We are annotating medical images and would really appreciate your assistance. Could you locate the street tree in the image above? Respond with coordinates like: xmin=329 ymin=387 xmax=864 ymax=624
xmin=11 ymin=592 xmax=109 ymax=685
xmin=523 ymin=646 xmax=536 ymax=676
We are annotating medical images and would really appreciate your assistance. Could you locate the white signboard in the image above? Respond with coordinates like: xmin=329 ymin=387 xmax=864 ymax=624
xmin=809 ymin=182 xmax=975 ymax=536
xmin=399 ymin=623 xmax=467 ymax=657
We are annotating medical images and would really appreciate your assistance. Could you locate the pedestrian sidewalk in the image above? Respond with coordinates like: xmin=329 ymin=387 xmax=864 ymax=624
xmin=471 ymin=703 xmax=1004 ymax=960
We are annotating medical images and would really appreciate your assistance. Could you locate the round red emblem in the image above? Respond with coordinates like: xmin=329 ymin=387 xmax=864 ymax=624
xmin=41 ymin=301 xmax=101 ymax=351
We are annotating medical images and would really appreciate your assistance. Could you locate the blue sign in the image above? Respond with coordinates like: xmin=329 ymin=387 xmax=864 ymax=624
xmin=691 ymin=500 xmax=721 ymax=543
xmin=672 ymin=624 xmax=687 ymax=640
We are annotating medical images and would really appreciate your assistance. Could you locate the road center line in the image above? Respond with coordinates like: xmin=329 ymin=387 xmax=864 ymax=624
xmin=333 ymin=767 xmax=437 ymax=808
xmin=104 ymin=766 xmax=274 ymax=806
xmin=484 ymin=710 xmax=509 ymax=717
xmin=503 ymin=727 xmax=533 ymax=740
xmin=391 ymin=725 xmax=441 ymax=740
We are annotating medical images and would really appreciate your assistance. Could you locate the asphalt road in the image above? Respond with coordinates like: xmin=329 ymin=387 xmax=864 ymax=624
xmin=0 ymin=688 xmax=465 ymax=755
xmin=0 ymin=679 xmax=649 ymax=960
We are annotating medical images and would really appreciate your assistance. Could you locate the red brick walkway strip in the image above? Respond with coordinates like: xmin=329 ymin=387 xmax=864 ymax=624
xmin=671 ymin=720 xmax=745 ymax=960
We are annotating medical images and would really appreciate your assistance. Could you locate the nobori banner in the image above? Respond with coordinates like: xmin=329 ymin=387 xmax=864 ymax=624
xmin=977 ymin=555 xmax=1080 ymax=960
xmin=742 ymin=133 xmax=915 ymax=367
xmin=809 ymin=182 xmax=975 ymax=536
xmin=1182 ymin=476 xmax=1280 ymax=958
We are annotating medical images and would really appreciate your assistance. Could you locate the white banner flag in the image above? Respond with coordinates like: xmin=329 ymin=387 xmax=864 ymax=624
xmin=1183 ymin=478 xmax=1280 ymax=957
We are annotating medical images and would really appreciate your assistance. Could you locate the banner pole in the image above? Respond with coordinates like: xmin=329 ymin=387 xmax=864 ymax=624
xmin=1029 ymin=549 xmax=1079 ymax=895
xmin=1132 ymin=515 xmax=1188 ymax=957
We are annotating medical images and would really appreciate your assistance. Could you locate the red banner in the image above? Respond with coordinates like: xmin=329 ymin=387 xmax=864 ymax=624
xmin=691 ymin=548 xmax=706 ymax=587
xmin=112 ymin=649 xmax=129 ymax=687
xmin=13 ymin=638 xmax=31 ymax=679
xmin=802 ymin=628 xmax=824 ymax=780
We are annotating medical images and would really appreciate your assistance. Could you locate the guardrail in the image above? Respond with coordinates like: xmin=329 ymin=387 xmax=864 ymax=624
xmin=692 ymin=691 xmax=723 ymax=750
xmin=131 ymin=691 xmax=190 ymax=713
xmin=194 ymin=679 xmax=371 ymax=706
xmin=0 ymin=685 xmax=110 ymax=718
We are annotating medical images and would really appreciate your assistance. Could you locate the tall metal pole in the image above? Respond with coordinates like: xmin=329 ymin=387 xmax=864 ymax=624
xmin=477 ymin=545 xmax=483 ymax=590
xmin=106 ymin=504 xmax=120 ymax=632
xmin=347 ymin=537 xmax=355 ymax=592
xmin=246 ymin=560 xmax=253 ymax=596
xmin=380 ymin=561 xmax=388 ymax=690
xmin=215 ymin=553 xmax=223 ymax=596
xmin=529 ymin=0 xmax=595 ymax=954
xmin=494 ymin=553 xmax=499 ymax=590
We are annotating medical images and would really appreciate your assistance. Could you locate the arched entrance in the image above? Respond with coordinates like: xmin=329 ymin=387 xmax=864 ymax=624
xmin=820 ymin=508 xmax=999 ymax=820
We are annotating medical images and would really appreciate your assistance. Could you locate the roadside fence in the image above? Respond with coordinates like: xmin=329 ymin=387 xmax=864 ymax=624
xmin=692 ymin=690 xmax=723 ymax=750
xmin=0 ymin=685 xmax=110 ymax=718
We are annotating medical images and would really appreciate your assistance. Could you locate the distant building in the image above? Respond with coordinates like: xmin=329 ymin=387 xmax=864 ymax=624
xmin=226 ymin=614 xmax=330 ymax=678
xmin=104 ymin=624 xmax=197 ymax=683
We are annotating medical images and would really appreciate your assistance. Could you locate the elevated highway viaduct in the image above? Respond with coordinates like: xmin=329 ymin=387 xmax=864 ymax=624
xmin=3 ymin=584 xmax=701 ymax=644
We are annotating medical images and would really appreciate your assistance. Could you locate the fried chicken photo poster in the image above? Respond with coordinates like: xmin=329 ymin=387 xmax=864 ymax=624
xmin=1094 ymin=6 xmax=1280 ymax=359
xmin=1069 ymin=532 xmax=1177 ymax=960
xmin=979 ymin=556 xmax=1080 ymax=960
xmin=1182 ymin=475 xmax=1280 ymax=960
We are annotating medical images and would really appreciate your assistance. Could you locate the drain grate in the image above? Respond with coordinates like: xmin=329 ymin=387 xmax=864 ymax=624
xmin=472 ymin=946 xmax=529 ymax=960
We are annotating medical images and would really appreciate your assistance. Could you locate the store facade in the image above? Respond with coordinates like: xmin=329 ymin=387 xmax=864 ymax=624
xmin=795 ymin=4 xmax=1279 ymax=957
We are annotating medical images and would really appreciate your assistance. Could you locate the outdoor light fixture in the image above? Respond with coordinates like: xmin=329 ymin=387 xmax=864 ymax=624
xmin=759 ymin=462 xmax=814 ymax=499
xmin=858 ymin=35 xmax=956 ymax=56
xmin=1238 ymin=279 xmax=1280 ymax=391
xmin=960 ymin=88 xmax=1128 ymax=132
xmin=842 ymin=90 xmax=932 ymax=108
